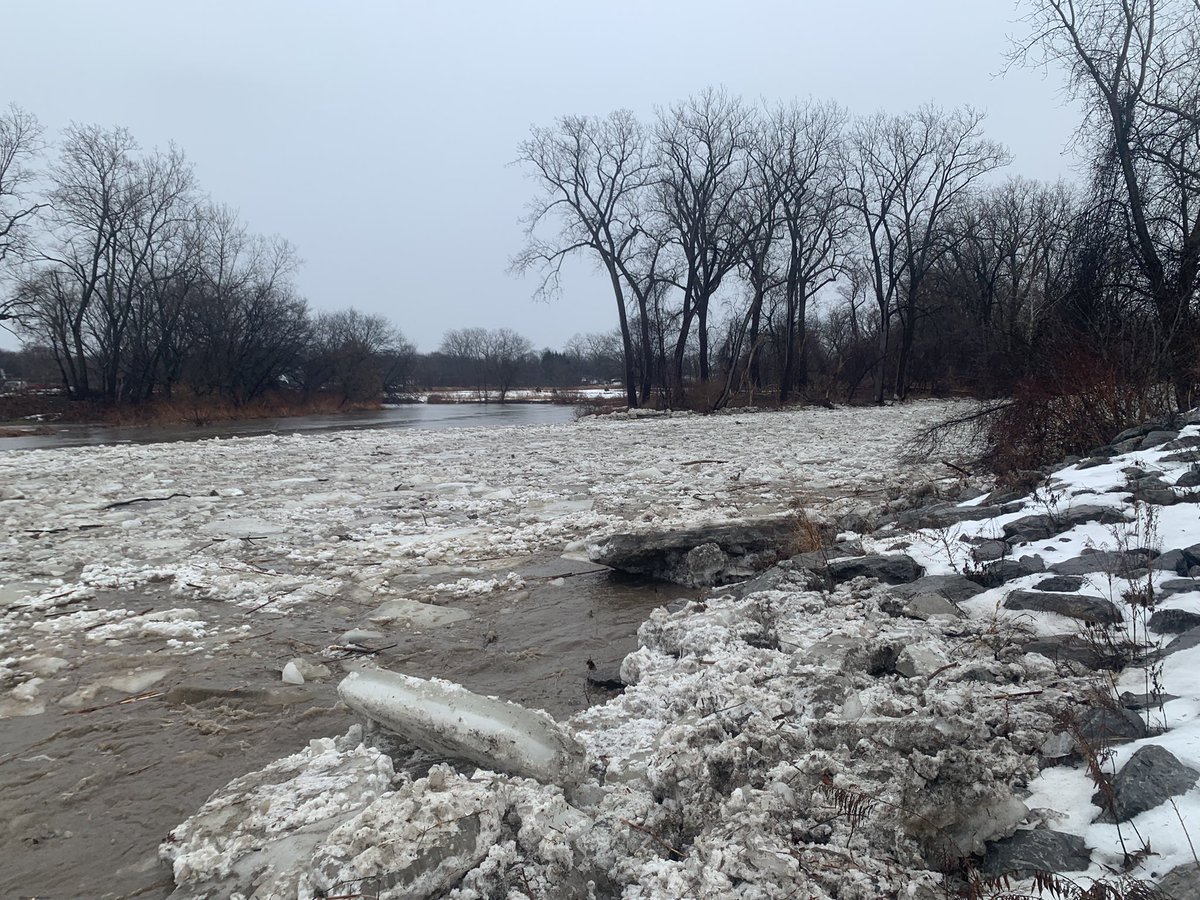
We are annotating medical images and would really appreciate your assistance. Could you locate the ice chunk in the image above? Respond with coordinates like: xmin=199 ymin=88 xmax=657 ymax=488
xmin=282 ymin=660 xmax=305 ymax=684
xmin=338 ymin=669 xmax=589 ymax=785
xmin=367 ymin=598 xmax=470 ymax=629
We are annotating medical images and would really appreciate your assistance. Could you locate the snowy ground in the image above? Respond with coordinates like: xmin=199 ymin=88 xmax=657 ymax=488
xmin=0 ymin=401 xmax=979 ymax=897
xmin=149 ymin=407 xmax=1200 ymax=899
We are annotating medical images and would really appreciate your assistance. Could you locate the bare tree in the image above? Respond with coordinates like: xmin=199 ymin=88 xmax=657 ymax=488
xmin=513 ymin=110 xmax=656 ymax=406
xmin=1015 ymin=0 xmax=1200 ymax=404
xmin=655 ymin=88 xmax=755 ymax=403
xmin=0 ymin=105 xmax=44 ymax=329
xmin=483 ymin=327 xmax=534 ymax=401
xmin=848 ymin=106 xmax=1010 ymax=402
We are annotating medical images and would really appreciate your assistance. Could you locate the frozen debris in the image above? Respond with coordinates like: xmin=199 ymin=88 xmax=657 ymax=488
xmin=584 ymin=515 xmax=804 ymax=587
xmin=338 ymin=669 xmax=589 ymax=786
xmin=281 ymin=660 xmax=305 ymax=685
xmin=367 ymin=598 xmax=470 ymax=629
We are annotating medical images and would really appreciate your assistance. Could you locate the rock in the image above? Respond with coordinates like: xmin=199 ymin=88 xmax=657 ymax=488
xmin=1023 ymin=636 xmax=1125 ymax=671
xmin=978 ymin=555 xmax=1046 ymax=587
xmin=971 ymin=539 xmax=1011 ymax=563
xmin=1119 ymin=691 xmax=1179 ymax=710
xmin=585 ymin=665 xmax=625 ymax=691
xmin=1077 ymin=706 xmax=1147 ymax=749
xmin=1164 ymin=434 xmax=1200 ymax=451
xmin=1176 ymin=468 xmax=1200 ymax=488
xmin=1162 ymin=449 xmax=1200 ymax=464
xmin=826 ymin=554 xmax=924 ymax=585
xmin=980 ymin=828 xmax=1092 ymax=878
xmin=1003 ymin=514 xmax=1058 ymax=543
xmin=728 ymin=560 xmax=825 ymax=599
xmin=1157 ymin=862 xmax=1200 ymax=900
xmin=1139 ymin=429 xmax=1180 ymax=449
xmin=1141 ymin=489 xmax=1180 ymax=506
xmin=1035 ymin=575 xmax=1085 ymax=592
xmin=337 ymin=669 xmax=589 ymax=785
xmin=1158 ymin=579 xmax=1200 ymax=597
xmin=895 ymin=503 xmax=1002 ymax=530
xmin=1094 ymin=744 xmax=1199 ymax=823
xmin=1002 ymin=505 xmax=1126 ymax=544
xmin=1163 ymin=625 xmax=1200 ymax=657
xmin=1048 ymin=548 xmax=1156 ymax=576
xmin=1113 ymin=423 xmax=1158 ymax=443
xmin=1149 ymin=608 xmax=1200 ymax=634
xmin=889 ymin=574 xmax=985 ymax=603
xmin=585 ymin=516 xmax=801 ymax=586
xmin=902 ymin=593 xmax=964 ymax=621
xmin=1155 ymin=549 xmax=1190 ymax=575
xmin=1004 ymin=590 xmax=1122 ymax=625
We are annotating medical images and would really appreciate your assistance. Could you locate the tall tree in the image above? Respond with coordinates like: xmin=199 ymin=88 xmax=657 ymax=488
xmin=1015 ymin=0 xmax=1200 ymax=405
xmin=848 ymin=106 xmax=1009 ymax=402
xmin=0 ymin=104 xmax=44 ymax=329
xmin=656 ymin=88 xmax=755 ymax=402
xmin=513 ymin=110 xmax=656 ymax=407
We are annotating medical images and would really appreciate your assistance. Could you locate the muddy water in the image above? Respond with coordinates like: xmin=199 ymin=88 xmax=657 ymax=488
xmin=0 ymin=403 xmax=578 ymax=452
xmin=0 ymin=553 xmax=693 ymax=900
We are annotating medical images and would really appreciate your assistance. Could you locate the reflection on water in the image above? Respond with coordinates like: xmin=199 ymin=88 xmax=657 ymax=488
xmin=0 ymin=403 xmax=579 ymax=451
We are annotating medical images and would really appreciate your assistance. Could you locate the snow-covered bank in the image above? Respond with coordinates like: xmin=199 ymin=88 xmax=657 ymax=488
xmin=156 ymin=408 xmax=1200 ymax=899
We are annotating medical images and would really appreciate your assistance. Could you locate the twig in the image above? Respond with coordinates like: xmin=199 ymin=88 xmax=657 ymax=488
xmin=69 ymin=689 xmax=165 ymax=714
xmin=244 ymin=585 xmax=303 ymax=613
xmin=621 ymin=818 xmax=684 ymax=859
xmin=941 ymin=459 xmax=973 ymax=478
xmin=102 ymin=493 xmax=190 ymax=509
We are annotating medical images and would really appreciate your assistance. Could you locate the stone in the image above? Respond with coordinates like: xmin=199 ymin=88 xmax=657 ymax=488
xmin=1163 ymin=434 xmax=1200 ymax=451
xmin=1113 ymin=423 xmax=1158 ymax=443
xmin=979 ymin=828 xmax=1092 ymax=878
xmin=902 ymin=593 xmax=964 ymax=621
xmin=889 ymin=574 xmax=985 ymax=603
xmin=1048 ymin=548 xmax=1156 ymax=576
xmin=978 ymin=555 xmax=1046 ymax=587
xmin=585 ymin=665 xmax=625 ymax=691
xmin=1163 ymin=625 xmax=1200 ymax=657
xmin=1119 ymin=691 xmax=1179 ymax=710
xmin=1093 ymin=744 xmax=1199 ymax=823
xmin=971 ymin=539 xmax=1010 ymax=563
xmin=1158 ymin=579 xmax=1200 ymax=597
xmin=1035 ymin=575 xmax=1084 ymax=592
xmin=1155 ymin=549 xmax=1190 ymax=575
xmin=1157 ymin=862 xmax=1200 ymax=900
xmin=1139 ymin=429 xmax=1180 ymax=450
xmin=1149 ymin=608 xmax=1200 ymax=634
xmin=1004 ymin=590 xmax=1122 ymax=625
xmin=1003 ymin=505 xmax=1128 ymax=544
xmin=1177 ymin=469 xmax=1200 ymax=488
xmin=894 ymin=503 xmax=1002 ymax=530
xmin=1023 ymin=636 xmax=1125 ymax=671
xmin=1076 ymin=706 xmax=1147 ymax=749
xmin=1162 ymin=449 xmax=1200 ymax=464
xmin=585 ymin=516 xmax=802 ymax=587
xmin=826 ymin=554 xmax=924 ymax=585
xmin=1141 ymin=488 xmax=1181 ymax=506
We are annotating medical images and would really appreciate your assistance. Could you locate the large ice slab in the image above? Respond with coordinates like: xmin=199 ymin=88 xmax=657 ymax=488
xmin=338 ymin=669 xmax=589 ymax=785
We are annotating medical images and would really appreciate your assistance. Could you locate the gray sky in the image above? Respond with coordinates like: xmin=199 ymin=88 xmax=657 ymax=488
xmin=4 ymin=0 xmax=1078 ymax=353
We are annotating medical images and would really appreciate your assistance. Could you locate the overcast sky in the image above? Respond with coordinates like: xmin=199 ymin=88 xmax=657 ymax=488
xmin=4 ymin=0 xmax=1080 ymax=353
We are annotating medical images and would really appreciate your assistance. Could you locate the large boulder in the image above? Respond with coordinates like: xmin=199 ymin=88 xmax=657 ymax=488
xmin=1002 ymin=505 xmax=1127 ymax=544
xmin=1093 ymin=744 xmax=1199 ymax=823
xmin=585 ymin=516 xmax=800 ymax=586
xmin=888 ymin=574 xmax=985 ymax=603
xmin=825 ymin=554 xmax=924 ymax=585
xmin=1149 ymin=608 xmax=1200 ymax=634
xmin=1004 ymin=590 xmax=1122 ymax=625
xmin=1049 ymin=548 xmax=1157 ymax=576
xmin=1158 ymin=862 xmax=1200 ymax=900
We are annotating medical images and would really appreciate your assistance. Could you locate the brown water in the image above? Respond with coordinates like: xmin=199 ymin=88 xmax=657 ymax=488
xmin=0 ymin=404 xmax=578 ymax=452
xmin=0 ymin=554 xmax=691 ymax=900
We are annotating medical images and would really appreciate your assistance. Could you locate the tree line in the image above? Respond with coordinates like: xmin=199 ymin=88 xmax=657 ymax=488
xmin=514 ymin=0 xmax=1200 ymax=415
xmin=0 ymin=117 xmax=423 ymax=405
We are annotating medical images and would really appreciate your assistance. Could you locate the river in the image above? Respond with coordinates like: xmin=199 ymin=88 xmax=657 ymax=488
xmin=0 ymin=402 xmax=578 ymax=452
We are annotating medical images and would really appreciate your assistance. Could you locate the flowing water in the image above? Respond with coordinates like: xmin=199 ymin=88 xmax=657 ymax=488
xmin=0 ymin=403 xmax=578 ymax=452
xmin=1 ymin=405 xmax=690 ymax=899
xmin=0 ymin=552 xmax=693 ymax=899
